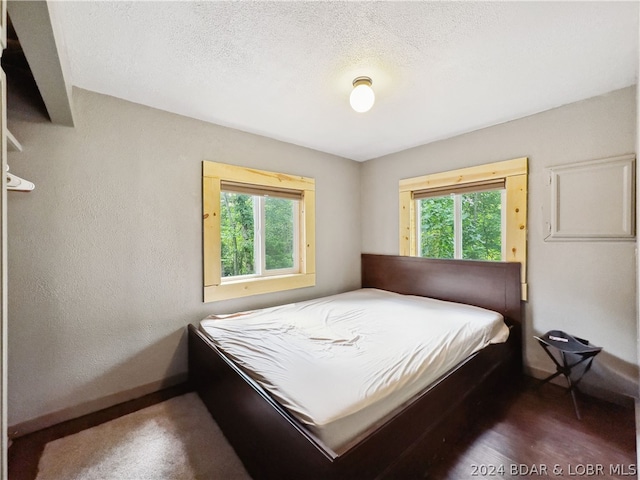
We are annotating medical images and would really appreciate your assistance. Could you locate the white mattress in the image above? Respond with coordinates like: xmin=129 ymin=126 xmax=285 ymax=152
xmin=199 ymin=288 xmax=509 ymax=454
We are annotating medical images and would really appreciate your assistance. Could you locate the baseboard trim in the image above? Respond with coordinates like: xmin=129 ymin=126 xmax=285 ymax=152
xmin=525 ymin=366 xmax=634 ymax=408
xmin=8 ymin=373 xmax=188 ymax=439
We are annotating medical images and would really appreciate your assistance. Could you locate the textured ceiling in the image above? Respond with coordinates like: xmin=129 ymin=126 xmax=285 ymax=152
xmin=49 ymin=1 xmax=638 ymax=162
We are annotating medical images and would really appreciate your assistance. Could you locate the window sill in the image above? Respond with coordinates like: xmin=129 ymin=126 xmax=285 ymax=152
xmin=204 ymin=273 xmax=316 ymax=302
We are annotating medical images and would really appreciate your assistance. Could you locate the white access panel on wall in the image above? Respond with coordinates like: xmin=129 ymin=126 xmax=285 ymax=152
xmin=547 ymin=154 xmax=635 ymax=241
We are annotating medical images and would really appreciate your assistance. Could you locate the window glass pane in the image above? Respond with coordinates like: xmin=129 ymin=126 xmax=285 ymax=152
xmin=418 ymin=195 xmax=454 ymax=259
xmin=461 ymin=190 xmax=503 ymax=260
xmin=265 ymin=197 xmax=296 ymax=271
xmin=220 ymin=192 xmax=256 ymax=277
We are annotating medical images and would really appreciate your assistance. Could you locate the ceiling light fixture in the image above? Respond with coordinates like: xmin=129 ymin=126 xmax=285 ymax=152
xmin=349 ymin=76 xmax=375 ymax=113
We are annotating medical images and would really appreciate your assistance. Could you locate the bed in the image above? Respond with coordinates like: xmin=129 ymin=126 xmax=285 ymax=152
xmin=188 ymin=254 xmax=522 ymax=479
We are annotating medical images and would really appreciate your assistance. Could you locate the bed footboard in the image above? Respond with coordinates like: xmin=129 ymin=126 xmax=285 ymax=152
xmin=189 ymin=323 xmax=520 ymax=479
xmin=188 ymin=324 xmax=334 ymax=477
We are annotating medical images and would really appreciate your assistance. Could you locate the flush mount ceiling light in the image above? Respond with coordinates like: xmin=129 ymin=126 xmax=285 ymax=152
xmin=349 ymin=76 xmax=375 ymax=113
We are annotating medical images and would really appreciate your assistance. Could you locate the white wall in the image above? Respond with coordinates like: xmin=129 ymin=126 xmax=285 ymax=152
xmin=362 ymin=86 xmax=638 ymax=400
xmin=6 ymin=88 xmax=362 ymax=428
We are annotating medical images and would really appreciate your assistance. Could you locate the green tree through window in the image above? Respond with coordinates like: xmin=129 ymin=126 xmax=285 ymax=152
xmin=265 ymin=197 xmax=295 ymax=270
xmin=220 ymin=192 xmax=255 ymax=277
xmin=419 ymin=195 xmax=454 ymax=258
xmin=220 ymin=192 xmax=298 ymax=278
xmin=418 ymin=189 xmax=503 ymax=261
xmin=461 ymin=190 xmax=502 ymax=260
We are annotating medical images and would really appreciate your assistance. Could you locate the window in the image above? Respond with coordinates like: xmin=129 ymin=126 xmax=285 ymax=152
xmin=220 ymin=186 xmax=300 ymax=278
xmin=203 ymin=161 xmax=315 ymax=302
xmin=416 ymin=182 xmax=505 ymax=261
xmin=399 ymin=157 xmax=528 ymax=298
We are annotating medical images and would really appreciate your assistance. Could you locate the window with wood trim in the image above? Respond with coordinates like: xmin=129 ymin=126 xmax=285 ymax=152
xmin=399 ymin=157 xmax=528 ymax=298
xmin=203 ymin=161 xmax=315 ymax=302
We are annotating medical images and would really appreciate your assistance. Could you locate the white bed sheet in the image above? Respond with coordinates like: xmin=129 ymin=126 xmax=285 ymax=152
xmin=199 ymin=288 xmax=509 ymax=453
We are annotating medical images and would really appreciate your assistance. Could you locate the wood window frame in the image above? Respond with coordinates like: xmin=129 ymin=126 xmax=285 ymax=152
xmin=203 ymin=161 xmax=316 ymax=302
xmin=399 ymin=157 xmax=528 ymax=299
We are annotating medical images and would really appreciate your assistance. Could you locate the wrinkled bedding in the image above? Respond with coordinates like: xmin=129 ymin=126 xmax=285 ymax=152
xmin=200 ymin=288 xmax=509 ymax=453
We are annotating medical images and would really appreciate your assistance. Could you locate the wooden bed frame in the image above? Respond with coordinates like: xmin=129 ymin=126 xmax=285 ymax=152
xmin=188 ymin=254 xmax=522 ymax=479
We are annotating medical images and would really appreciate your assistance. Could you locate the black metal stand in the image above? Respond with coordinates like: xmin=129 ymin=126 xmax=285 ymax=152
xmin=534 ymin=330 xmax=602 ymax=419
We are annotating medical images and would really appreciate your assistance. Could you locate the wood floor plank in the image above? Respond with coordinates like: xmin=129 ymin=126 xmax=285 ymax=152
xmin=428 ymin=378 xmax=636 ymax=479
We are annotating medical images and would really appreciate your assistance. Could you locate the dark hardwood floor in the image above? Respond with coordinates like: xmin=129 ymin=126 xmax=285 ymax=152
xmin=428 ymin=378 xmax=636 ymax=479
xmin=8 ymin=378 xmax=636 ymax=480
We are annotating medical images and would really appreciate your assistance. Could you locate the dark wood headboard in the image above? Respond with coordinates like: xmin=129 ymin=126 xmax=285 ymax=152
xmin=361 ymin=254 xmax=522 ymax=327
